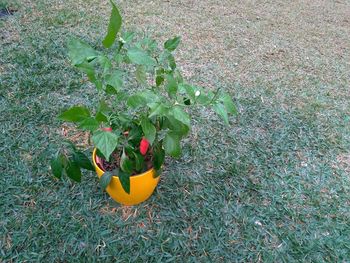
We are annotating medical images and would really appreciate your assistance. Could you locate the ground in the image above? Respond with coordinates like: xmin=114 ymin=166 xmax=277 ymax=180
xmin=1 ymin=0 xmax=350 ymax=261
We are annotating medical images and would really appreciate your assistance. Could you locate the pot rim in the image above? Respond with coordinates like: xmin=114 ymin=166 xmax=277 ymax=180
xmin=92 ymin=148 xmax=155 ymax=179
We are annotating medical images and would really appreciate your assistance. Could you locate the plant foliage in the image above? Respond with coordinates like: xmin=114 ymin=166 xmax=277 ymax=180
xmin=52 ymin=1 xmax=237 ymax=193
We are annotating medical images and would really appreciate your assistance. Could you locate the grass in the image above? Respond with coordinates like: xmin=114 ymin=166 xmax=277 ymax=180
xmin=1 ymin=0 xmax=350 ymax=261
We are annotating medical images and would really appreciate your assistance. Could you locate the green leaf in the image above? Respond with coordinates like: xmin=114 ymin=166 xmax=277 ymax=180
xmin=167 ymin=52 xmax=176 ymax=70
xmin=127 ymin=91 xmax=160 ymax=108
xmin=102 ymin=0 xmax=122 ymax=48
xmin=127 ymin=94 xmax=148 ymax=108
xmin=174 ymin=69 xmax=183 ymax=83
xmin=166 ymin=116 xmax=190 ymax=136
xmin=105 ymin=70 xmax=123 ymax=90
xmin=95 ymin=148 xmax=106 ymax=159
xmin=127 ymin=47 xmax=156 ymax=66
xmin=95 ymin=100 xmax=111 ymax=123
xmin=124 ymin=146 xmax=134 ymax=156
xmin=118 ymin=169 xmax=131 ymax=194
xmin=98 ymin=100 xmax=111 ymax=114
xmin=138 ymin=37 xmax=157 ymax=52
xmin=73 ymin=151 xmax=94 ymax=171
xmin=153 ymin=147 xmax=165 ymax=170
xmin=159 ymin=51 xmax=176 ymax=70
xmin=58 ymin=106 xmax=90 ymax=123
xmin=135 ymin=65 xmax=147 ymax=85
xmin=156 ymin=75 xmax=164 ymax=86
xmin=141 ymin=117 xmax=156 ymax=144
xmin=164 ymin=36 xmax=181 ymax=51
xmin=120 ymin=149 xmax=133 ymax=174
xmin=75 ymin=61 xmax=102 ymax=90
xmin=121 ymin=31 xmax=135 ymax=43
xmin=133 ymin=152 xmax=145 ymax=171
xmin=51 ymin=154 xmax=64 ymax=179
xmin=195 ymin=88 xmax=210 ymax=104
xmin=92 ymin=131 xmax=119 ymax=161
xmin=213 ymin=103 xmax=229 ymax=125
xmin=105 ymin=85 xmax=118 ymax=95
xmin=179 ymin=83 xmax=195 ymax=100
xmin=141 ymin=90 xmax=161 ymax=103
xmin=98 ymin=55 xmax=112 ymax=75
xmin=95 ymin=111 xmax=108 ymax=123
xmin=221 ymin=93 xmax=237 ymax=115
xmin=62 ymin=141 xmax=77 ymax=151
xmin=154 ymin=169 xmax=162 ymax=178
xmin=67 ymin=38 xmax=98 ymax=65
xmin=169 ymin=106 xmax=190 ymax=127
xmin=165 ymin=74 xmax=178 ymax=97
xmin=75 ymin=61 xmax=96 ymax=83
xmin=164 ymin=132 xmax=181 ymax=158
xmin=207 ymin=90 xmax=215 ymax=101
xmin=114 ymin=53 xmax=124 ymax=64
xmin=118 ymin=113 xmax=132 ymax=124
xmin=99 ymin=170 xmax=114 ymax=189
xmin=78 ymin=117 xmax=99 ymax=132
xmin=128 ymin=126 xmax=143 ymax=141
xmin=65 ymin=160 xmax=82 ymax=182
xmin=148 ymin=103 xmax=169 ymax=118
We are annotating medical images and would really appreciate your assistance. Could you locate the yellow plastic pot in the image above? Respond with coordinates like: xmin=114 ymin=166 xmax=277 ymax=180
xmin=92 ymin=149 xmax=160 ymax=206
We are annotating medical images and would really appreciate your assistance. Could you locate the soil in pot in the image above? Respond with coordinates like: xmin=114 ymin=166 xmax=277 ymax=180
xmin=98 ymin=151 xmax=154 ymax=176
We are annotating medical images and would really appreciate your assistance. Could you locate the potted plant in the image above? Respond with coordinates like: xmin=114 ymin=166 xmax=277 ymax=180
xmin=51 ymin=1 xmax=237 ymax=205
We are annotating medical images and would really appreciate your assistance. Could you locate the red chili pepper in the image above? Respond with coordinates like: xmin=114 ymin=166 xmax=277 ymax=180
xmin=140 ymin=137 xmax=150 ymax=155
xmin=102 ymin=127 xmax=112 ymax=132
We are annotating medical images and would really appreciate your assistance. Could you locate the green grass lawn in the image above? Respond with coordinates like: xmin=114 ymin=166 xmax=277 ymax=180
xmin=1 ymin=0 xmax=350 ymax=261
